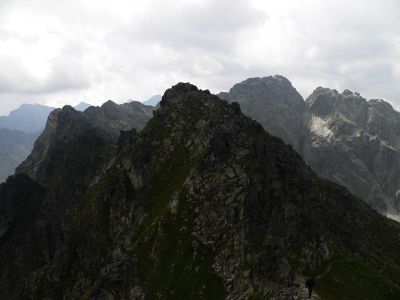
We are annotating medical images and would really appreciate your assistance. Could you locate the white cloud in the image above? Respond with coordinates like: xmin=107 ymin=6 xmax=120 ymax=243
xmin=0 ymin=0 xmax=399 ymax=114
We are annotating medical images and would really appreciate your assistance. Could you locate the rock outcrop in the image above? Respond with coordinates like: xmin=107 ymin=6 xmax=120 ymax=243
xmin=3 ymin=83 xmax=400 ymax=299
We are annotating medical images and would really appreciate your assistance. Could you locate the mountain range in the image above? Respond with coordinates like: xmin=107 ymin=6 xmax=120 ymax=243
xmin=219 ymin=76 xmax=400 ymax=220
xmin=1 ymin=82 xmax=400 ymax=299
xmin=0 ymin=103 xmax=56 ymax=133
xmin=0 ymin=99 xmax=156 ymax=183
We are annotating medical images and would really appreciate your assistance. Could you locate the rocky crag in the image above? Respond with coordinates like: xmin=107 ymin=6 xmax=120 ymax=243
xmin=220 ymin=76 xmax=400 ymax=219
xmin=2 ymin=83 xmax=400 ymax=299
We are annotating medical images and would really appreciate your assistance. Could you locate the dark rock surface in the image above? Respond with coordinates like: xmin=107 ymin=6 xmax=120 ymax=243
xmin=3 ymin=83 xmax=400 ymax=299
xmin=0 ymin=174 xmax=45 ymax=299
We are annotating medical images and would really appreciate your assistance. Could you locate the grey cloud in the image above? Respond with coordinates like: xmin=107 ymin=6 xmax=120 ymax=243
xmin=0 ymin=58 xmax=90 ymax=95
xmin=107 ymin=0 xmax=265 ymax=53
xmin=0 ymin=0 xmax=400 ymax=115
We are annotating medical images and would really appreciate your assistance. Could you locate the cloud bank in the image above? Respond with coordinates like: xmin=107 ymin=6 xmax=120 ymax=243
xmin=0 ymin=0 xmax=399 ymax=114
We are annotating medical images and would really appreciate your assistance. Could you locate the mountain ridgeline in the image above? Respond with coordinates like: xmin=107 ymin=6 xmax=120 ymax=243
xmin=0 ymin=103 xmax=55 ymax=133
xmin=219 ymin=76 xmax=400 ymax=219
xmin=2 ymin=83 xmax=400 ymax=299
xmin=0 ymin=101 xmax=95 ymax=183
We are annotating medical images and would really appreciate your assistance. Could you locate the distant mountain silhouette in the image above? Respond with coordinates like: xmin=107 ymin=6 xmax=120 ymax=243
xmin=74 ymin=102 xmax=93 ymax=111
xmin=0 ymin=104 xmax=55 ymax=133
xmin=143 ymin=95 xmax=162 ymax=106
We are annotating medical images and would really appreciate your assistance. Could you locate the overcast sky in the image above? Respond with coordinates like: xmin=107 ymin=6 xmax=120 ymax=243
xmin=0 ymin=0 xmax=399 ymax=115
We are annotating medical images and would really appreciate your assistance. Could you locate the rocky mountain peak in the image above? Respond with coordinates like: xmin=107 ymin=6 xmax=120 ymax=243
xmin=218 ymin=75 xmax=305 ymax=151
xmin=161 ymin=82 xmax=199 ymax=104
xmin=101 ymin=99 xmax=118 ymax=108
xmin=342 ymin=89 xmax=353 ymax=96
xmin=229 ymin=75 xmax=297 ymax=95
xmin=306 ymin=87 xmax=368 ymax=126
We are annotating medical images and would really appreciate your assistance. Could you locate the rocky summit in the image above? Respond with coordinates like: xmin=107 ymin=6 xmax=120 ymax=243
xmin=220 ymin=76 xmax=400 ymax=219
xmin=218 ymin=76 xmax=306 ymax=152
xmin=2 ymin=83 xmax=400 ymax=299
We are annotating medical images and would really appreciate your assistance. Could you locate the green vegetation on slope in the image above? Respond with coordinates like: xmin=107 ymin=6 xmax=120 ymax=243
xmin=317 ymin=257 xmax=400 ymax=300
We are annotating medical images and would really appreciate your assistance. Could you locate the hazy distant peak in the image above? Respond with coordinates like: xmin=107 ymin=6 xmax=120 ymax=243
xmin=143 ymin=95 xmax=162 ymax=107
xmin=0 ymin=103 xmax=55 ymax=133
xmin=74 ymin=102 xmax=92 ymax=111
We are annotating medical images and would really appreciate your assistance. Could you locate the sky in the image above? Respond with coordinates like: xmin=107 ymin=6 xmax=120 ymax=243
xmin=0 ymin=0 xmax=400 ymax=115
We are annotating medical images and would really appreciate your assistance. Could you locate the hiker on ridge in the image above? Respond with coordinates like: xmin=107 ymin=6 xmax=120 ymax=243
xmin=305 ymin=277 xmax=315 ymax=298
